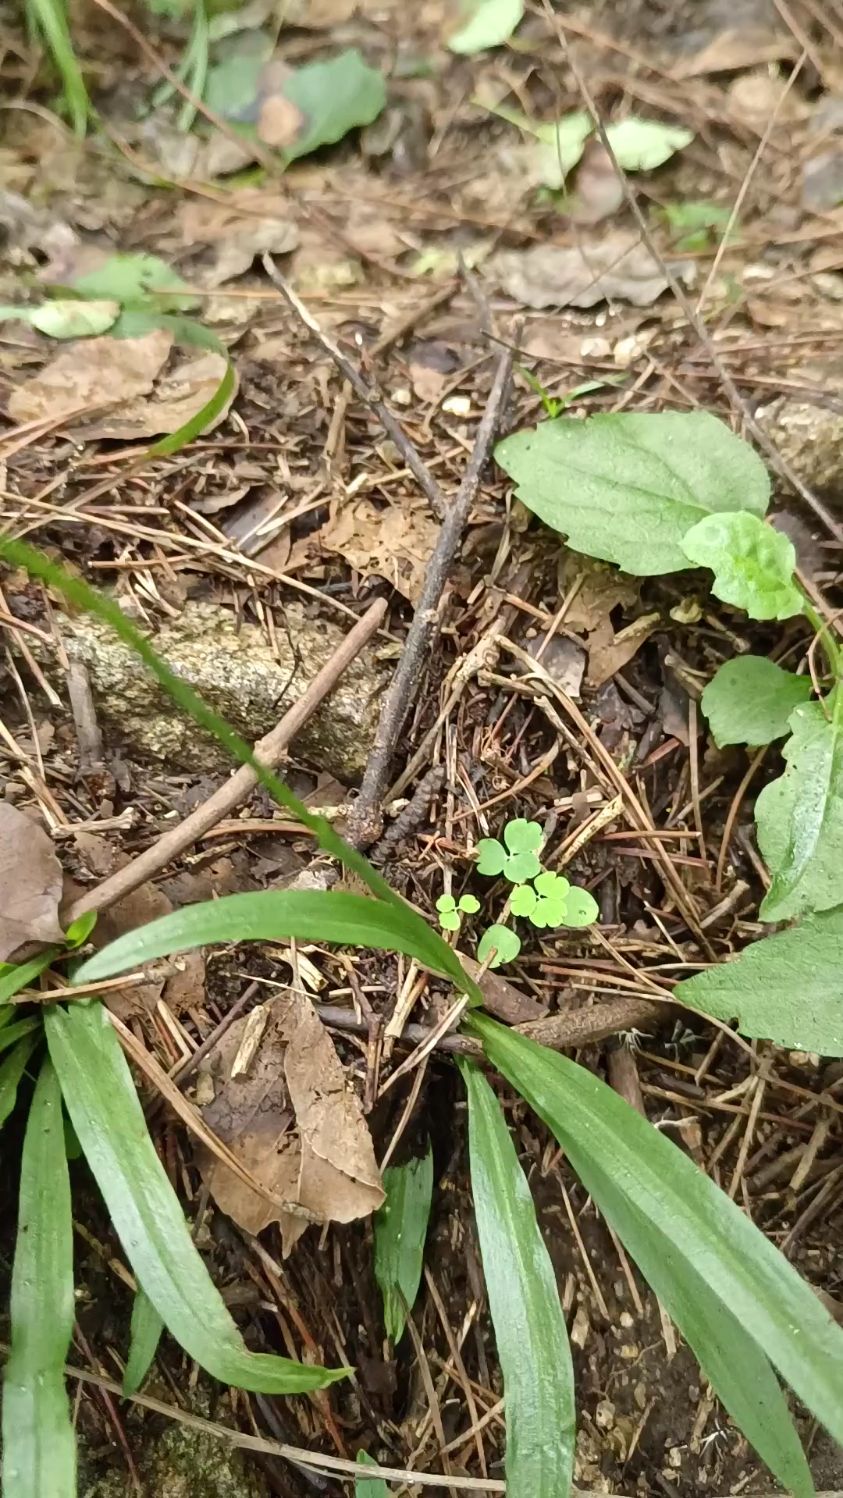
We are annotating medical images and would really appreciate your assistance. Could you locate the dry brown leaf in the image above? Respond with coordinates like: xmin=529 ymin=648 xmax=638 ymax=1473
xmin=284 ymin=0 xmax=357 ymax=24
xmin=491 ymin=236 xmax=693 ymax=309
xmin=7 ymin=328 xmax=172 ymax=425
xmin=318 ymin=494 xmax=439 ymax=603
xmin=408 ymin=361 xmax=449 ymax=404
xmin=568 ymin=139 xmax=624 ymax=226
xmin=0 ymin=803 xmax=64 ymax=960
xmin=72 ymin=831 xmax=205 ymax=1019
xmin=672 ymin=26 xmax=797 ymax=79
xmin=178 ymin=192 xmax=300 ymax=287
xmin=586 ymin=612 xmax=660 ymax=688
xmin=200 ymin=992 xmax=383 ymax=1251
xmin=73 ymin=350 xmax=235 ymax=441
xmin=559 ymin=554 xmax=639 ymax=633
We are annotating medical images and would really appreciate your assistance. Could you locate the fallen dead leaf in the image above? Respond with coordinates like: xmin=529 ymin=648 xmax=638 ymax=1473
xmin=585 ymin=612 xmax=660 ymax=688
xmin=7 ymin=328 xmax=172 ymax=425
xmin=72 ymin=831 xmax=206 ymax=1020
xmin=177 ymin=192 xmax=300 ymax=288
xmin=408 ymin=361 xmax=449 ymax=404
xmin=0 ymin=802 xmax=64 ymax=960
xmin=491 ymin=235 xmax=693 ymax=309
xmin=672 ymin=26 xmax=797 ymax=79
xmin=728 ymin=72 xmax=809 ymax=126
xmin=318 ymin=494 xmax=439 ymax=603
xmin=558 ymin=553 xmax=640 ymax=633
xmin=568 ymin=139 xmax=624 ymax=225
xmin=73 ymin=350 xmax=235 ymax=441
xmin=200 ymin=991 xmax=383 ymax=1251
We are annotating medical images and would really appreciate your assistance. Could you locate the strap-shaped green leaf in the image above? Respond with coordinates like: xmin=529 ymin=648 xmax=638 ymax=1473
xmin=74 ymin=889 xmax=458 ymax=987
xmin=0 ymin=1033 xmax=41 ymax=1133
xmin=2 ymin=1057 xmax=76 ymax=1498
xmin=46 ymin=1001 xmax=346 ymax=1393
xmin=123 ymin=1287 xmax=164 ymax=1396
xmin=472 ymin=1015 xmax=843 ymax=1454
xmin=374 ymin=1147 xmax=433 ymax=1342
xmin=569 ymin=1154 xmax=812 ymax=1495
xmin=460 ymin=1060 xmax=575 ymax=1498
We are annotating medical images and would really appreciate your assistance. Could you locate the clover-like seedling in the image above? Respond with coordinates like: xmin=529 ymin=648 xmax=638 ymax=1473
xmin=475 ymin=818 xmax=543 ymax=884
xmin=511 ymin=872 xmax=599 ymax=930
xmin=477 ymin=923 xmax=522 ymax=970
xmin=436 ymin=892 xmax=480 ymax=932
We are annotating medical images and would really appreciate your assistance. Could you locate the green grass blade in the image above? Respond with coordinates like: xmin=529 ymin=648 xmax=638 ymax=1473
xmin=73 ymin=890 xmax=459 ymax=987
xmin=576 ymin=1152 xmax=812 ymax=1495
xmin=373 ymin=1146 xmax=433 ymax=1342
xmin=2 ymin=1057 xmax=76 ymax=1498
xmin=123 ymin=1287 xmax=164 ymax=1395
xmin=459 ymin=1060 xmax=575 ymax=1498
xmin=25 ymin=0 xmax=89 ymax=133
xmin=0 ymin=1033 xmax=41 ymax=1131
xmin=0 ymin=949 xmax=59 ymax=1004
xmin=46 ymin=1000 xmax=347 ymax=1393
xmin=472 ymin=1015 xmax=843 ymax=1450
xmin=355 ymin=1451 xmax=389 ymax=1496
xmin=0 ymin=539 xmax=480 ymax=1006
xmin=0 ymin=1018 xmax=41 ymax=1057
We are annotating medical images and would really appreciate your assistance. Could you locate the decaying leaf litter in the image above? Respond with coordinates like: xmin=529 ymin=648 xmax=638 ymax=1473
xmin=2 ymin=0 xmax=843 ymax=1492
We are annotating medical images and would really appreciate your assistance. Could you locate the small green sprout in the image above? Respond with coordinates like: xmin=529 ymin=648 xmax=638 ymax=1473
xmin=511 ymin=872 xmax=599 ymax=929
xmin=476 ymin=818 xmax=543 ymax=883
xmin=436 ymin=892 xmax=480 ymax=932
xmin=477 ymin=923 xmax=522 ymax=969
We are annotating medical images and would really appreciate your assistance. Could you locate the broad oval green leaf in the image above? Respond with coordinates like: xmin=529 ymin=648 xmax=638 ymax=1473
xmin=477 ymin=924 xmax=521 ymax=969
xmin=2 ymin=1057 xmax=76 ymax=1498
xmin=45 ymin=1001 xmax=346 ymax=1393
xmin=73 ymin=889 xmax=459 ymax=987
xmin=472 ymin=1014 xmax=843 ymax=1455
xmin=460 ymin=1060 xmax=575 ymax=1498
xmin=282 ymin=50 xmax=387 ymax=162
xmin=677 ymin=907 xmax=843 ymax=1055
xmin=496 ymin=411 xmax=770 ymax=575
xmin=123 ymin=1287 xmax=164 ymax=1396
xmin=448 ymin=0 xmax=524 ymax=54
xmin=578 ymin=1152 xmax=813 ymax=1497
xmin=606 ymin=118 xmax=694 ymax=171
xmin=757 ymin=698 xmax=843 ymax=921
xmin=681 ymin=511 xmax=803 ymax=621
xmin=701 ymin=655 xmax=812 ymax=748
xmin=374 ymin=1147 xmax=434 ymax=1343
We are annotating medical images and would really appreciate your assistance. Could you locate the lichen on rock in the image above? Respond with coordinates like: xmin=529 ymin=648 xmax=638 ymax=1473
xmin=60 ymin=599 xmax=385 ymax=782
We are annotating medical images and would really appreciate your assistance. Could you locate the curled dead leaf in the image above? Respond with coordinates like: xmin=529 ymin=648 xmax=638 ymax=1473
xmin=200 ymin=992 xmax=383 ymax=1252
xmin=7 ymin=328 xmax=172 ymax=425
xmin=0 ymin=802 xmax=64 ymax=960
xmin=72 ymin=349 xmax=236 ymax=441
xmin=177 ymin=191 xmax=300 ymax=288
xmin=491 ymin=235 xmax=694 ymax=309
xmin=318 ymin=494 xmax=439 ymax=603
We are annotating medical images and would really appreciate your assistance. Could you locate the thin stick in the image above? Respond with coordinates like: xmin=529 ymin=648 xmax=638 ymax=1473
xmin=349 ymin=336 xmax=519 ymax=845
xmin=65 ymin=598 xmax=386 ymax=924
xmin=262 ymin=255 xmax=447 ymax=521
